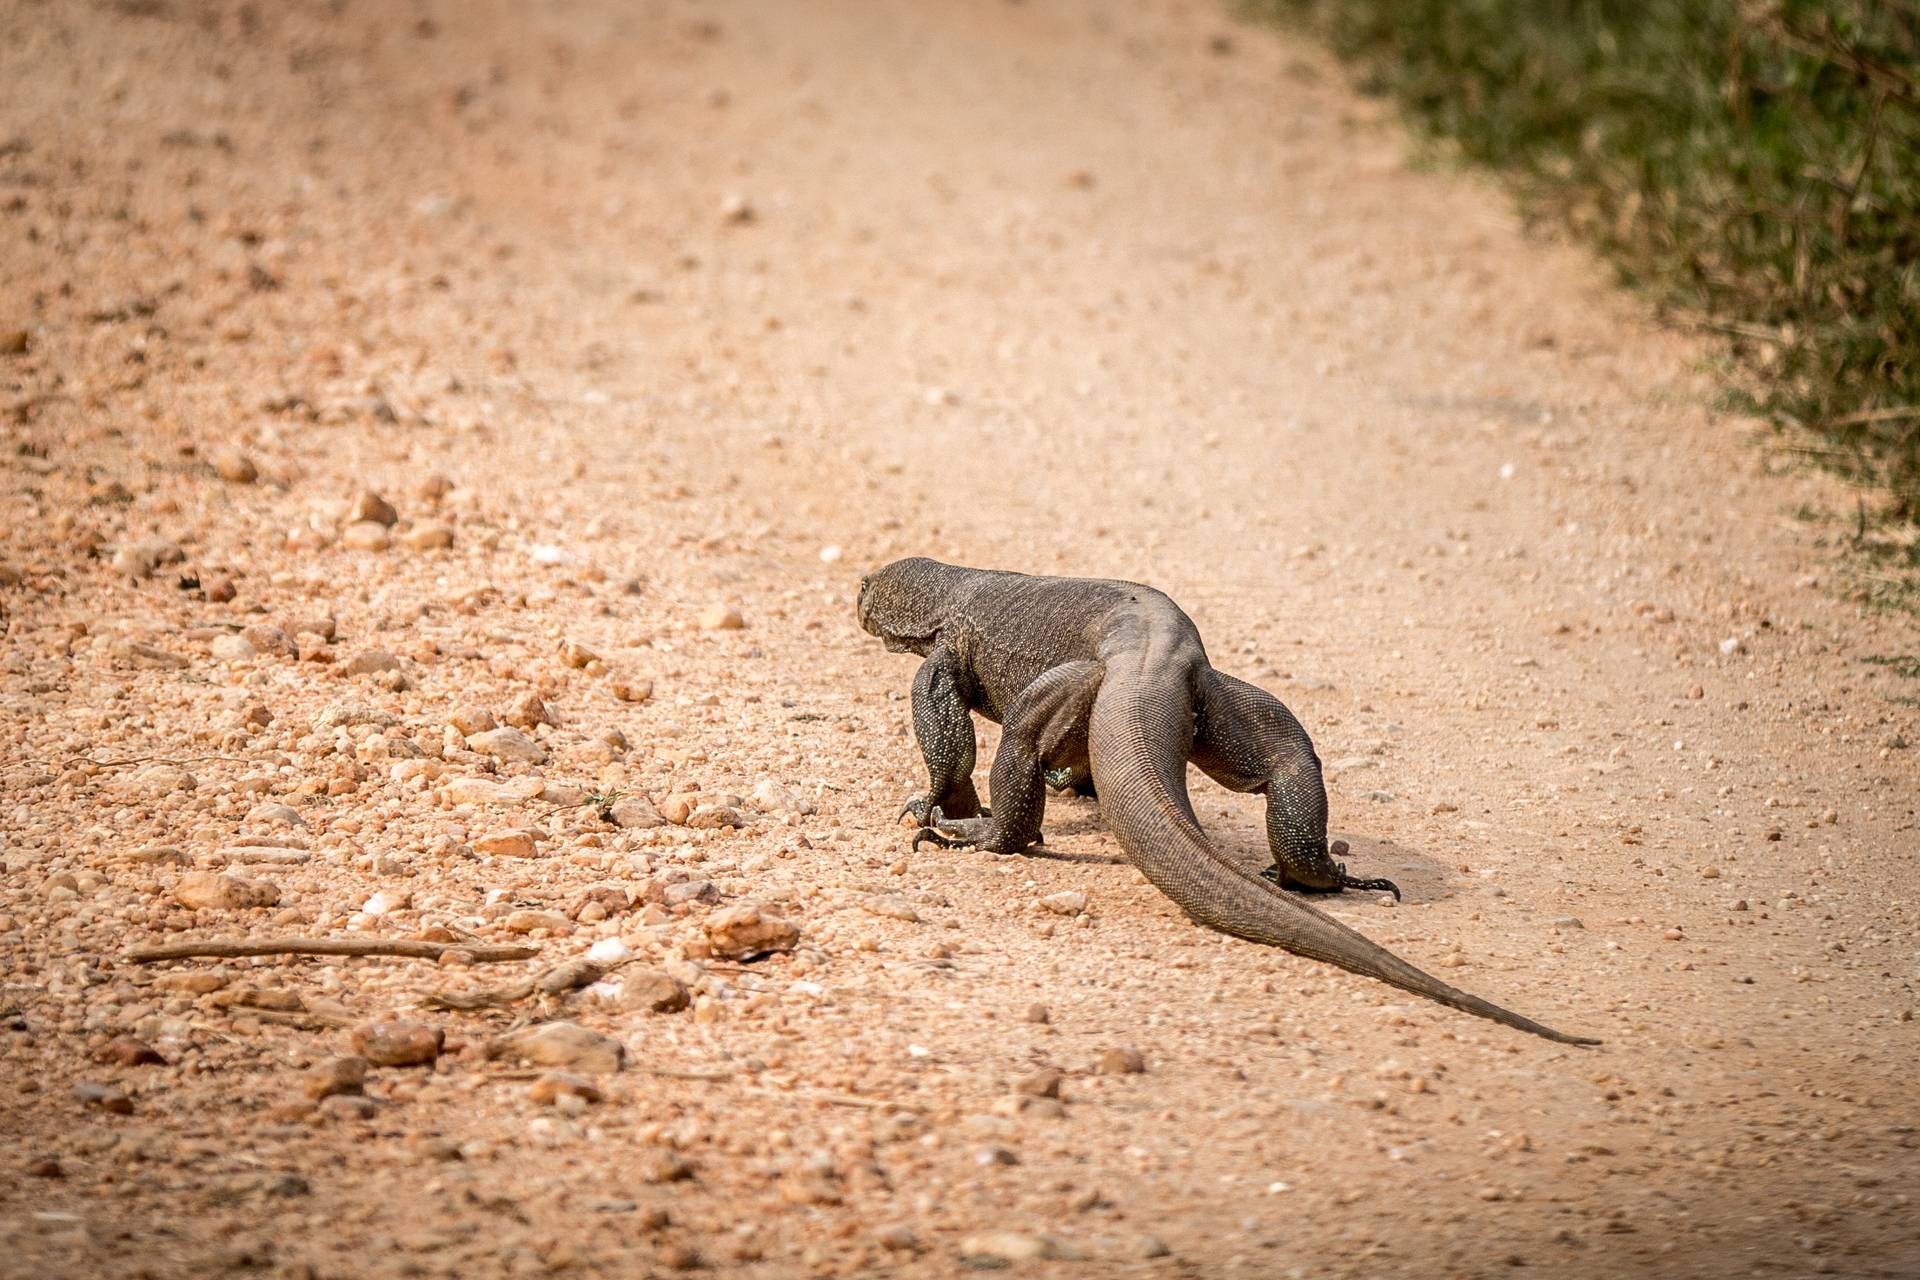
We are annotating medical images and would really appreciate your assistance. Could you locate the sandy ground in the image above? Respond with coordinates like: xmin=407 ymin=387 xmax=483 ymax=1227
xmin=3 ymin=1 xmax=1918 ymax=1277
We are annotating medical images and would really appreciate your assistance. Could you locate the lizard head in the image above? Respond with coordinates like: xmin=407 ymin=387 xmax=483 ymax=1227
xmin=857 ymin=557 xmax=954 ymax=654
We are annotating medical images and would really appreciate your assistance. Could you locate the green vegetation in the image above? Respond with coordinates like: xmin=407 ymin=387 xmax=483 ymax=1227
xmin=1250 ymin=0 xmax=1920 ymax=529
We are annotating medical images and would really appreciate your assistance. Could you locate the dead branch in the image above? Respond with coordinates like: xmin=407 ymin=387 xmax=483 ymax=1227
xmin=125 ymin=937 xmax=539 ymax=964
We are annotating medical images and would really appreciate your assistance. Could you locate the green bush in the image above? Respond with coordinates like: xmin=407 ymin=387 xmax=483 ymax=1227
xmin=1251 ymin=0 xmax=1920 ymax=521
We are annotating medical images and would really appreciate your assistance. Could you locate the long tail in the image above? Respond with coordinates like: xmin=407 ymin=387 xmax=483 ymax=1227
xmin=1088 ymin=670 xmax=1600 ymax=1046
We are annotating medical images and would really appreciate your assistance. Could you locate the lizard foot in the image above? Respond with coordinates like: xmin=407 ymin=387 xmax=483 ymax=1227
xmin=1260 ymin=841 xmax=1403 ymax=901
xmin=899 ymin=797 xmax=990 ymax=826
xmin=910 ymin=808 xmax=998 ymax=852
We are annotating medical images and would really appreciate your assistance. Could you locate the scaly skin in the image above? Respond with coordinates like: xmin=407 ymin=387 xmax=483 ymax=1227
xmin=858 ymin=557 xmax=1599 ymax=1046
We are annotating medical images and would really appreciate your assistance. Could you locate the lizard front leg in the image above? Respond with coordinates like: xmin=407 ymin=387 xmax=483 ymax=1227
xmin=914 ymin=660 xmax=1103 ymax=854
xmin=1191 ymin=669 xmax=1401 ymax=899
xmin=899 ymin=647 xmax=986 ymax=826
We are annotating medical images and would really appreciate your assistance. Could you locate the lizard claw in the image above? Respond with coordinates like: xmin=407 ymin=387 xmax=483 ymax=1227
xmin=1338 ymin=873 xmax=1403 ymax=901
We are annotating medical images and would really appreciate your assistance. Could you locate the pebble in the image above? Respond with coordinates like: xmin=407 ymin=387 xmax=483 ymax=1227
xmin=174 ymin=871 xmax=280 ymax=911
xmin=705 ymin=903 xmax=801 ymax=959
xmin=864 ymin=895 xmax=921 ymax=922
xmin=350 ymin=491 xmax=399 ymax=526
xmin=612 ymin=677 xmax=654 ymax=703
xmin=687 ymin=804 xmax=751 ymax=830
xmin=1024 ymin=1003 xmax=1051 ymax=1025
xmin=1041 ymin=890 xmax=1088 ymax=916
xmin=361 ymin=889 xmax=409 ymax=916
xmin=749 ymin=779 xmax=815 ymax=815
xmin=112 ymin=537 xmax=181 ymax=579
xmin=503 ymin=692 xmax=553 ymax=728
xmin=403 ymin=522 xmax=454 ymax=550
xmin=340 ymin=521 xmax=391 ymax=551
xmin=468 ymin=726 xmax=547 ymax=764
xmin=1096 ymin=1048 xmax=1146 ymax=1075
xmin=625 ymin=969 xmax=691 ymax=1013
xmin=559 ymin=639 xmax=602 ymax=669
xmin=0 ymin=328 xmax=29 ymax=354
xmin=503 ymin=909 xmax=571 ymax=934
xmin=1551 ymin=916 xmax=1585 ymax=929
xmin=303 ymin=1055 xmax=369 ymax=1100
xmin=474 ymin=829 xmax=538 ymax=857
xmin=350 ymin=1019 xmax=444 ymax=1067
xmin=1136 ymin=1235 xmax=1172 ymax=1260
xmin=637 ymin=1149 xmax=695 ymax=1184
xmin=529 ymin=1071 xmax=604 ymax=1105
xmin=343 ymin=650 xmax=403 ymax=676
xmin=700 ymin=604 xmax=746 ymax=630
xmin=213 ymin=449 xmax=259 ymax=483
xmin=73 ymin=1082 xmax=134 ymax=1115
xmin=959 ymin=1233 xmax=1071 ymax=1265
xmin=1014 ymin=1067 xmax=1064 ymax=1099
xmin=445 ymin=776 xmax=545 ymax=806
xmin=492 ymin=1021 xmax=625 ymax=1074
xmin=608 ymin=795 xmax=665 ymax=829
xmin=93 ymin=1035 xmax=165 ymax=1066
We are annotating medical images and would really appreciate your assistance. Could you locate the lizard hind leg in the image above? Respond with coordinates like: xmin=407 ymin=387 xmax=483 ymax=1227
xmin=1192 ymin=669 xmax=1402 ymax=901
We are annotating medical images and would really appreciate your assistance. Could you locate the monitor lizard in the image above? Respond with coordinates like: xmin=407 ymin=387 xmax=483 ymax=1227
xmin=857 ymin=556 xmax=1599 ymax=1045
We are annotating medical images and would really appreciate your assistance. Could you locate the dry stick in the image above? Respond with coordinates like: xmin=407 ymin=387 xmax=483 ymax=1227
xmin=125 ymin=938 xmax=539 ymax=964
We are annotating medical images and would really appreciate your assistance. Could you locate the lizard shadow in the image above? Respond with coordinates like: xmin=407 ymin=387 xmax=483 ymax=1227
xmin=1034 ymin=794 xmax=1453 ymax=894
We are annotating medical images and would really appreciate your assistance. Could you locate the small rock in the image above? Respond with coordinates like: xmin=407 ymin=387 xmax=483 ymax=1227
xmin=204 ymin=576 xmax=237 ymax=602
xmin=351 ymin=1020 xmax=444 ymax=1068
xmin=93 ymin=1035 xmax=165 ymax=1066
xmin=445 ymin=776 xmax=545 ymax=805
xmin=1024 ymin=1003 xmax=1051 ymax=1025
xmin=340 ymin=521 xmax=391 ymax=551
xmin=360 ymin=889 xmax=410 ymax=917
xmin=503 ymin=909 xmax=571 ymax=935
xmin=529 ymin=1072 xmax=603 ymax=1105
xmin=491 ymin=1021 xmax=625 ymax=1074
xmin=637 ymin=1149 xmax=695 ymax=1184
xmin=474 ymin=829 xmax=538 ymax=857
xmin=705 ymin=903 xmax=801 ymax=959
xmin=174 ymin=872 xmax=280 ymax=911
xmin=700 ymin=604 xmax=745 ymax=630
xmin=350 ymin=491 xmax=399 ymax=526
xmin=449 ymin=706 xmax=497 ymax=736
xmin=658 ymin=794 xmax=695 ymax=825
xmin=403 ymin=522 xmax=454 ymax=550
xmin=503 ymin=692 xmax=554 ymax=729
xmin=319 ymin=1094 xmax=379 ymax=1121
xmin=302 ymin=1056 xmax=369 ymax=1100
xmin=625 ymin=969 xmax=691 ymax=1014
xmin=417 ymin=473 xmax=454 ymax=501
xmin=1719 ymin=636 xmax=1745 ymax=656
xmin=607 ymin=795 xmax=665 ymax=829
xmin=73 ymin=1082 xmax=134 ymax=1115
xmin=1136 ymin=1235 xmax=1172 ymax=1260
xmin=343 ymin=650 xmax=403 ymax=676
xmin=27 ymin=1157 xmax=63 ymax=1179
xmin=875 ymin=1225 xmax=919 ymax=1253
xmin=686 ymin=803 xmax=750 ymax=830
xmin=749 ymin=779 xmax=815 ymax=815
xmin=468 ymin=726 xmax=547 ymax=764
xmin=0 ymin=329 xmax=30 ymax=355
xmin=1095 ymin=1048 xmax=1146 ymax=1076
xmin=1014 ymin=1067 xmax=1064 ymax=1099
xmin=559 ymin=639 xmax=601 ymax=669
xmin=612 ymin=677 xmax=654 ymax=703
xmin=864 ymin=895 xmax=920 ymax=922
xmin=1041 ymin=891 xmax=1088 ymax=916
xmin=213 ymin=449 xmax=259 ymax=484
xmin=959 ymin=1233 xmax=1067 ymax=1265
xmin=1551 ymin=916 xmax=1585 ymax=930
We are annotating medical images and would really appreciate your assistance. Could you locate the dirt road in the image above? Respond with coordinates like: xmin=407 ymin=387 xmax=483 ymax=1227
xmin=3 ymin=1 xmax=1917 ymax=1276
